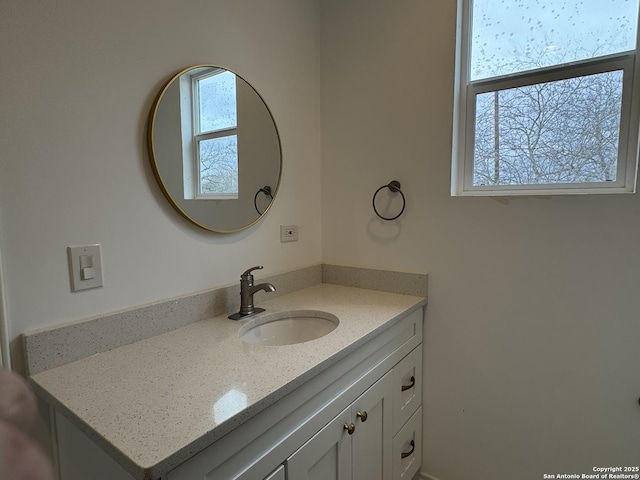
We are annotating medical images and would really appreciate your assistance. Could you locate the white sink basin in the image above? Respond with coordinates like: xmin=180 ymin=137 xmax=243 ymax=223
xmin=239 ymin=310 xmax=339 ymax=346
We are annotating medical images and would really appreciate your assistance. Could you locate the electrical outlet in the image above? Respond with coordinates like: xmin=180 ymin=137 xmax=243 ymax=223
xmin=280 ymin=225 xmax=298 ymax=242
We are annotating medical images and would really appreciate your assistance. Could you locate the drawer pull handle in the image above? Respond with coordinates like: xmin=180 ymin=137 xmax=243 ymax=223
xmin=356 ymin=411 xmax=368 ymax=422
xmin=401 ymin=376 xmax=416 ymax=392
xmin=344 ymin=423 xmax=356 ymax=435
xmin=401 ymin=440 xmax=415 ymax=459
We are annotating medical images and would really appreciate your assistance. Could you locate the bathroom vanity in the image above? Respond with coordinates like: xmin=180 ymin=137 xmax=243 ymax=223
xmin=27 ymin=279 xmax=426 ymax=480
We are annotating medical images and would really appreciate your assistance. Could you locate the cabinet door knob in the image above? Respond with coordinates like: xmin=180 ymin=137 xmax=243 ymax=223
xmin=343 ymin=423 xmax=356 ymax=435
xmin=356 ymin=411 xmax=368 ymax=422
xmin=401 ymin=440 xmax=415 ymax=459
xmin=401 ymin=376 xmax=416 ymax=392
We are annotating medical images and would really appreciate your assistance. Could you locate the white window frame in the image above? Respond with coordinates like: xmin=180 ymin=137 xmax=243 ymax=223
xmin=451 ymin=0 xmax=640 ymax=196
xmin=191 ymin=68 xmax=239 ymax=200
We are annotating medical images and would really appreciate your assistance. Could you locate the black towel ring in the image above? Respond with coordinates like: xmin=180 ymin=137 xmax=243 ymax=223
xmin=254 ymin=185 xmax=273 ymax=215
xmin=372 ymin=180 xmax=405 ymax=221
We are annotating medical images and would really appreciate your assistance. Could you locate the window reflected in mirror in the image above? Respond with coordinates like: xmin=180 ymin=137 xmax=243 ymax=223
xmin=182 ymin=68 xmax=239 ymax=200
xmin=148 ymin=64 xmax=282 ymax=233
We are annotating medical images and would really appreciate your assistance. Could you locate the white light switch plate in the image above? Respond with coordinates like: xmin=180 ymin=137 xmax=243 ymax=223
xmin=68 ymin=244 xmax=103 ymax=292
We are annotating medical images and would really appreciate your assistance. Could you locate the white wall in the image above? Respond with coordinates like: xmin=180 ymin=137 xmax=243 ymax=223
xmin=0 ymin=0 xmax=322 ymax=366
xmin=320 ymin=1 xmax=640 ymax=479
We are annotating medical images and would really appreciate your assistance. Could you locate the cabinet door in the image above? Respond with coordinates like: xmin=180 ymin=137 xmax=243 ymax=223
xmin=287 ymin=406 xmax=352 ymax=480
xmin=264 ymin=465 xmax=285 ymax=480
xmin=351 ymin=371 xmax=393 ymax=480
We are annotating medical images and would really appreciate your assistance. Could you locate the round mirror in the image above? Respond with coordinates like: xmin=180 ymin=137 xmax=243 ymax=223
xmin=148 ymin=65 xmax=282 ymax=233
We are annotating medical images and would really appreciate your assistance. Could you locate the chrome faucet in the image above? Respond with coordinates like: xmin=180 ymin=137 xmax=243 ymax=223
xmin=228 ymin=266 xmax=276 ymax=320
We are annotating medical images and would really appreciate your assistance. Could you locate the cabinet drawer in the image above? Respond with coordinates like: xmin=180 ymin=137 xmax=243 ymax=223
xmin=393 ymin=345 xmax=422 ymax=434
xmin=392 ymin=406 xmax=422 ymax=480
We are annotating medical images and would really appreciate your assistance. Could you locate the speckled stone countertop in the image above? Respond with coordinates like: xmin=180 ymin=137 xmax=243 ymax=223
xmin=29 ymin=283 xmax=426 ymax=480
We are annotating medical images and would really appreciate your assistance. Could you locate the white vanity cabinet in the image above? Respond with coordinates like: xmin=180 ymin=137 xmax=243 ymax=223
xmin=287 ymin=372 xmax=393 ymax=480
xmin=286 ymin=354 xmax=423 ymax=480
xmin=168 ymin=307 xmax=424 ymax=480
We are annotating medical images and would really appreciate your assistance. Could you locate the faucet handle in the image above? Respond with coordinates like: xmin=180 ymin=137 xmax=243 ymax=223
xmin=241 ymin=266 xmax=263 ymax=279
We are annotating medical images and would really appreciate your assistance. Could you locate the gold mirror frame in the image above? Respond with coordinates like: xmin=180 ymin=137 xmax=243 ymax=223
xmin=147 ymin=65 xmax=282 ymax=233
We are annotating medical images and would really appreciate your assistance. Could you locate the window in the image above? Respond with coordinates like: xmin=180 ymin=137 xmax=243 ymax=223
xmin=184 ymin=68 xmax=239 ymax=199
xmin=452 ymin=0 xmax=640 ymax=196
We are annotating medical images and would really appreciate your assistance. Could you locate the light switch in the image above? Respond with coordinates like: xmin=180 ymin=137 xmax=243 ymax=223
xmin=68 ymin=244 xmax=103 ymax=292
xmin=79 ymin=254 xmax=95 ymax=280
xmin=81 ymin=267 xmax=96 ymax=281
xmin=79 ymin=254 xmax=92 ymax=269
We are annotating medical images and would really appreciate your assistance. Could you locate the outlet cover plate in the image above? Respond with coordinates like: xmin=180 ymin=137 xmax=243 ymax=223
xmin=280 ymin=225 xmax=298 ymax=242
